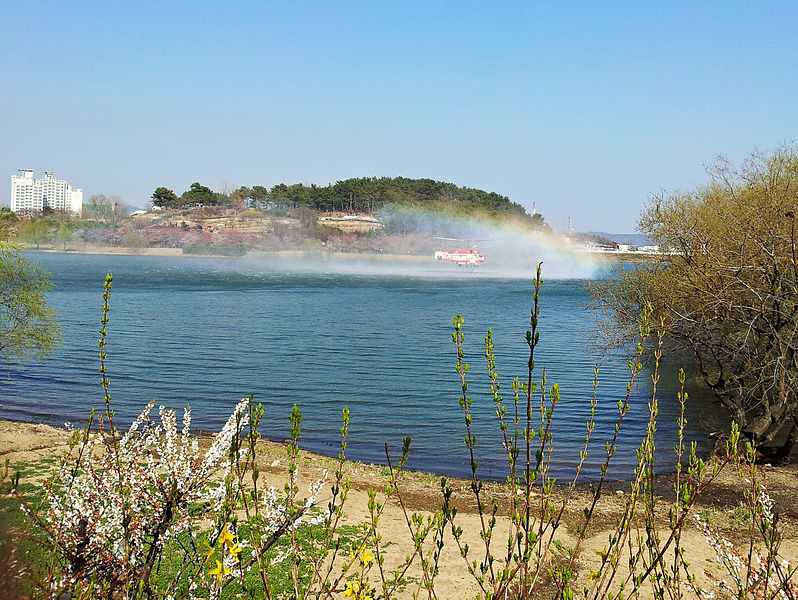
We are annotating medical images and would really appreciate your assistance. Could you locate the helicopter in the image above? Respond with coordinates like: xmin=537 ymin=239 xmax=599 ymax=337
xmin=433 ymin=237 xmax=487 ymax=267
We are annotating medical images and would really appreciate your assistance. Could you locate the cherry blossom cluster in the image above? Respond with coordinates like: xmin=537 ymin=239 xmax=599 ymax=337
xmin=37 ymin=397 xmax=249 ymax=594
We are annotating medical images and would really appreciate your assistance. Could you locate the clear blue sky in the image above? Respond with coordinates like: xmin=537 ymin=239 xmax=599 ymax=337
xmin=2 ymin=1 xmax=796 ymax=232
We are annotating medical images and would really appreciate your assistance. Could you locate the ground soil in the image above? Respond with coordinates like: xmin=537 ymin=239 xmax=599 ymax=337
xmin=1 ymin=420 xmax=796 ymax=599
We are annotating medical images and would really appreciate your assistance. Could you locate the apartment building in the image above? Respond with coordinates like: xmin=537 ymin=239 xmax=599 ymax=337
xmin=10 ymin=170 xmax=83 ymax=214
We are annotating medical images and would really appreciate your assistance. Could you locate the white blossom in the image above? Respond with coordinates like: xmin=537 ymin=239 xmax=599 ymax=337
xmin=694 ymin=483 xmax=795 ymax=600
xmin=36 ymin=397 xmax=250 ymax=585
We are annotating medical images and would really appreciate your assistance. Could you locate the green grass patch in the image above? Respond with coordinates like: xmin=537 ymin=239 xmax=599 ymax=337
xmin=0 ymin=471 xmax=61 ymax=598
xmin=146 ymin=520 xmax=362 ymax=598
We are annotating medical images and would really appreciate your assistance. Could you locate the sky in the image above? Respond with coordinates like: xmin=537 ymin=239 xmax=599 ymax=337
xmin=1 ymin=1 xmax=796 ymax=233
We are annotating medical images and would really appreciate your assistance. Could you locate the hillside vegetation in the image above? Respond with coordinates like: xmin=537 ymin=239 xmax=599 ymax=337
xmin=154 ymin=176 xmax=542 ymax=222
xmin=12 ymin=177 xmax=549 ymax=256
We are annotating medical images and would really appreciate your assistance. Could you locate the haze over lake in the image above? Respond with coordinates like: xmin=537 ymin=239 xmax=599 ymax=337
xmin=0 ymin=252 xmax=716 ymax=480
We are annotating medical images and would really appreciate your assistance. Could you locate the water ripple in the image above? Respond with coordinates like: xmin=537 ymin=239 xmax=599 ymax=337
xmin=0 ymin=252 xmax=718 ymax=480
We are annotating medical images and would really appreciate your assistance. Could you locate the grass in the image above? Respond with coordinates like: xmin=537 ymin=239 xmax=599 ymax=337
xmin=698 ymin=505 xmax=751 ymax=528
xmin=148 ymin=522 xmax=363 ymax=598
xmin=0 ymin=459 xmax=61 ymax=598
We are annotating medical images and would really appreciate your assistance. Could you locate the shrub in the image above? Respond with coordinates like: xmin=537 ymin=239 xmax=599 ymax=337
xmin=589 ymin=147 xmax=798 ymax=462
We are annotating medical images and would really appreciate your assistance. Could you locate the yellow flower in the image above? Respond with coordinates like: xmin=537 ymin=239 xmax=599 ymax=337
xmin=359 ymin=548 xmax=374 ymax=567
xmin=208 ymin=559 xmax=230 ymax=584
xmin=218 ymin=523 xmax=235 ymax=549
xmin=227 ymin=540 xmax=243 ymax=562
xmin=201 ymin=540 xmax=215 ymax=564
xmin=343 ymin=581 xmax=372 ymax=600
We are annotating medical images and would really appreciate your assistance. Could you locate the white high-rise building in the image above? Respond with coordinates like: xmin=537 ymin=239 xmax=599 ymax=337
xmin=10 ymin=170 xmax=83 ymax=214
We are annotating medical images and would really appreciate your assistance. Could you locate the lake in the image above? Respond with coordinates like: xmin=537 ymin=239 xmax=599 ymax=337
xmin=0 ymin=251 xmax=716 ymax=480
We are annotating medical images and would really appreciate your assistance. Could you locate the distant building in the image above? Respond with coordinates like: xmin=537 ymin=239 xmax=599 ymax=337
xmin=10 ymin=170 xmax=83 ymax=214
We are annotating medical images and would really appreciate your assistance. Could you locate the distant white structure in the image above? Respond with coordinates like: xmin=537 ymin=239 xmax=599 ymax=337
xmin=10 ymin=170 xmax=83 ymax=214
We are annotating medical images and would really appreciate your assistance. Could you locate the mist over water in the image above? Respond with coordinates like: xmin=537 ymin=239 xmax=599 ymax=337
xmin=239 ymin=249 xmax=598 ymax=281
xmin=469 ymin=225 xmax=602 ymax=279
xmin=0 ymin=251 xmax=712 ymax=481
xmin=252 ymin=217 xmax=601 ymax=281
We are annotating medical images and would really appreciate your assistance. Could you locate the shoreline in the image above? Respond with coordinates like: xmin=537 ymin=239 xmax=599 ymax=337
xmin=22 ymin=244 xmax=434 ymax=262
xmin=2 ymin=416 xmax=796 ymax=533
xmin=2 ymin=415 xmax=797 ymax=504
xmin=20 ymin=243 xmax=651 ymax=266
xmin=0 ymin=412 xmax=707 ymax=486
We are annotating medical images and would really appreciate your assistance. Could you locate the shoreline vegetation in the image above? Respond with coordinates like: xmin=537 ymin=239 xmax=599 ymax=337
xmin=8 ymin=177 xmax=554 ymax=262
xmin=4 ymin=417 xmax=798 ymax=507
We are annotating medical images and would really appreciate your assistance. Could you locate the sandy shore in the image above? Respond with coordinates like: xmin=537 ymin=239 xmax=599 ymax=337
xmin=2 ymin=419 xmax=796 ymax=598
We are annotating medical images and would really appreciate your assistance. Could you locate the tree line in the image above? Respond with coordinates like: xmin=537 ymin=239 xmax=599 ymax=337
xmin=151 ymin=177 xmax=542 ymax=224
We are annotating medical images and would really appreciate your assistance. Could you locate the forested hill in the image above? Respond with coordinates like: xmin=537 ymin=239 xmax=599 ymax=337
xmin=263 ymin=177 xmax=527 ymax=217
xmin=153 ymin=177 xmax=541 ymax=225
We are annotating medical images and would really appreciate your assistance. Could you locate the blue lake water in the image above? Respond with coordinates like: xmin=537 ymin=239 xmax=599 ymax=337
xmin=0 ymin=252 xmax=716 ymax=480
